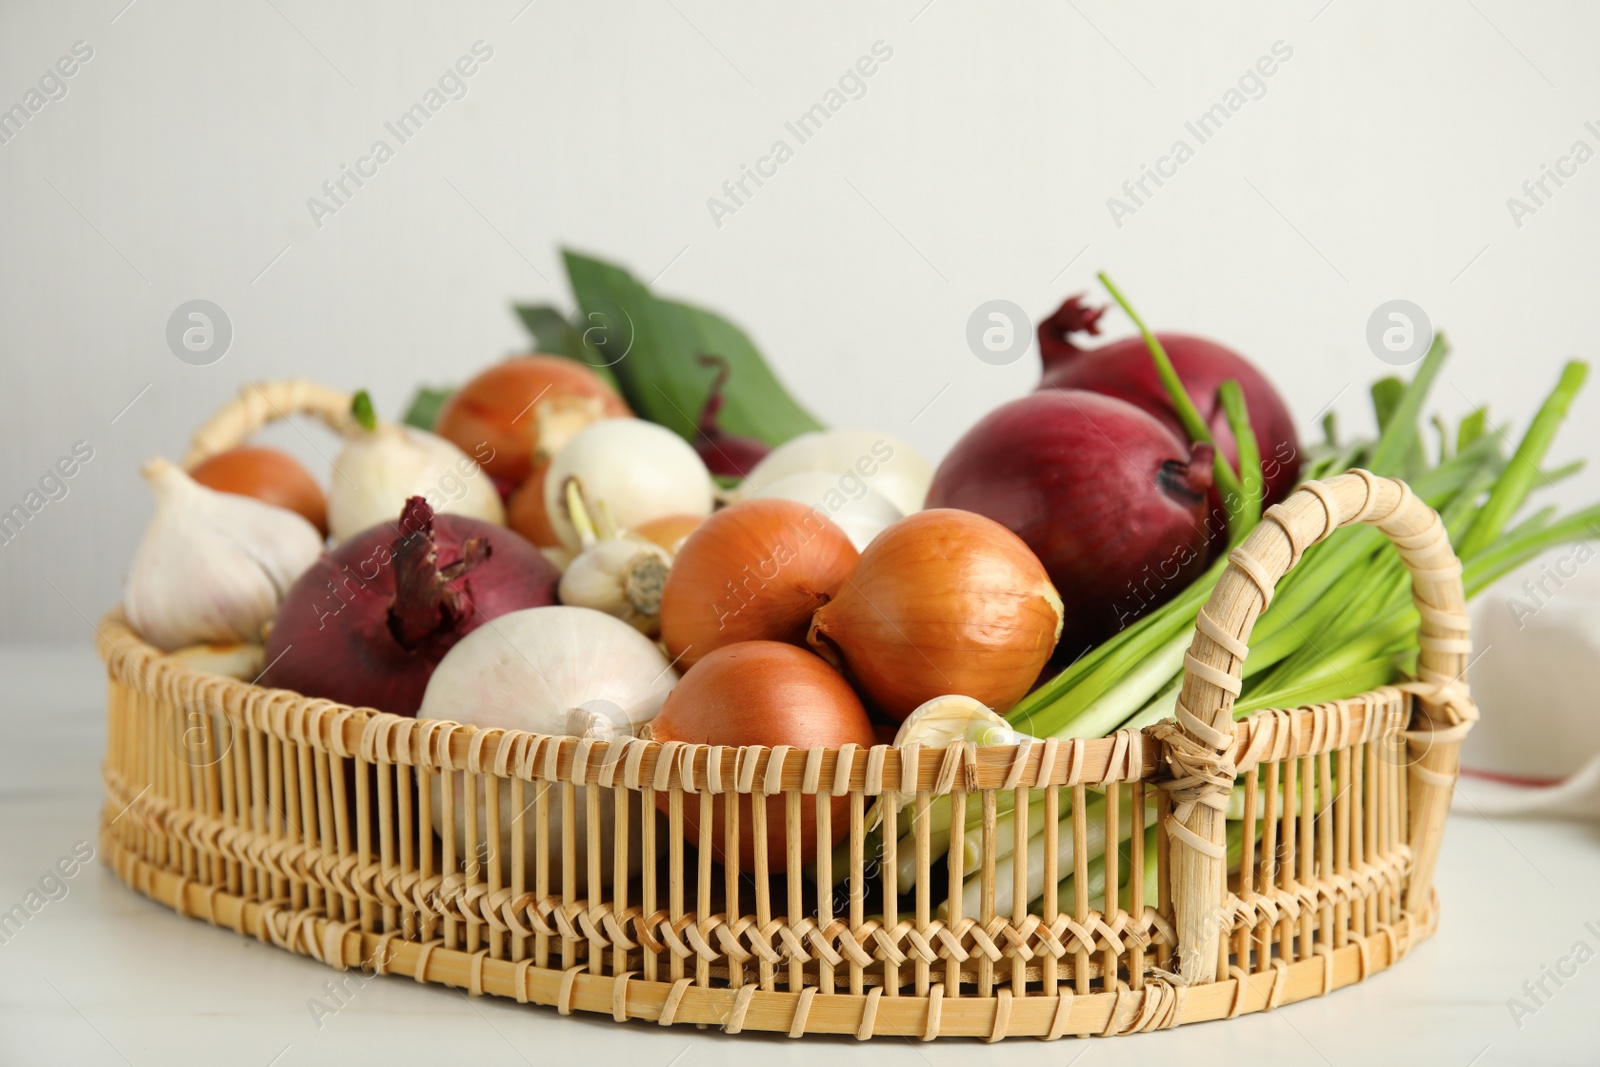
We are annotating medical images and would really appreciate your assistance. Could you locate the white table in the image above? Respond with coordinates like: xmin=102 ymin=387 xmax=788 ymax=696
xmin=2 ymin=645 xmax=1594 ymax=1066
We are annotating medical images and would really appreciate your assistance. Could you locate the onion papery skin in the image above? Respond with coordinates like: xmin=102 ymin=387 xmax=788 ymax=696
xmin=659 ymin=498 xmax=858 ymax=670
xmin=807 ymin=508 xmax=1063 ymax=721
xmin=648 ymin=641 xmax=876 ymax=866
xmin=925 ymin=391 xmax=1213 ymax=656
xmin=261 ymin=501 xmax=560 ymax=716
xmin=436 ymin=355 xmax=630 ymax=485
xmin=189 ymin=446 xmax=329 ymax=535
xmin=1038 ymin=297 xmax=1301 ymax=518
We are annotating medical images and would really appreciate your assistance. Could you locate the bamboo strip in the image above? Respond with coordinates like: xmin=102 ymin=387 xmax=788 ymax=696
xmin=1042 ymin=783 xmax=1060 ymax=997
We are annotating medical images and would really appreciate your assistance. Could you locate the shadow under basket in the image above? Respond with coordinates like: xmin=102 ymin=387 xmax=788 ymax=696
xmin=99 ymin=433 xmax=1476 ymax=1038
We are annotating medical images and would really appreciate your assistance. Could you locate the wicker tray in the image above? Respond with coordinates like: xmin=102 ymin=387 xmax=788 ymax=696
xmin=96 ymin=381 xmax=1477 ymax=1040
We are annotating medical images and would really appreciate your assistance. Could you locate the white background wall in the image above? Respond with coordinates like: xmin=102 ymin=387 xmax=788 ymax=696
xmin=2 ymin=0 xmax=1597 ymax=641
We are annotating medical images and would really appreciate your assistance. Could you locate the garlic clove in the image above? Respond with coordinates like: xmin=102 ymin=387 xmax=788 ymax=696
xmin=894 ymin=694 xmax=1037 ymax=749
xmin=125 ymin=458 xmax=324 ymax=652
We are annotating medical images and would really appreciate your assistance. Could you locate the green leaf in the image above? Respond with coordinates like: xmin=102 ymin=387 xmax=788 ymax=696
xmin=1367 ymin=333 xmax=1449 ymax=475
xmin=401 ymin=386 xmax=453 ymax=431
xmin=1431 ymin=414 xmax=1452 ymax=463
xmin=1371 ymin=377 xmax=1404 ymax=432
xmin=513 ymin=304 xmax=622 ymax=393
xmin=1459 ymin=360 xmax=1588 ymax=558
xmin=515 ymin=304 xmax=577 ymax=356
xmin=1218 ymin=379 xmax=1262 ymax=542
xmin=1457 ymin=407 xmax=1487 ymax=453
xmin=1371 ymin=375 xmax=1426 ymax=477
xmin=561 ymin=249 xmax=824 ymax=446
xmin=351 ymin=389 xmax=377 ymax=432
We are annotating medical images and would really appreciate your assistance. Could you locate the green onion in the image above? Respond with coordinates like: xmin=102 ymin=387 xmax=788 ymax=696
xmin=1098 ymin=272 xmax=1248 ymax=525
xmin=1218 ymin=380 xmax=1263 ymax=542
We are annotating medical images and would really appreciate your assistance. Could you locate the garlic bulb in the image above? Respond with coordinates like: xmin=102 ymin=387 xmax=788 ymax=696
xmin=560 ymin=538 xmax=672 ymax=634
xmin=893 ymin=695 xmax=1036 ymax=749
xmin=328 ymin=422 xmax=504 ymax=543
xmin=554 ymin=476 xmax=672 ymax=633
xmin=125 ymin=458 xmax=323 ymax=651
xmin=543 ymin=418 xmax=713 ymax=552
xmin=737 ymin=429 xmax=933 ymax=516
xmin=419 ymin=606 xmax=678 ymax=892
xmin=752 ymin=470 xmax=902 ymax=551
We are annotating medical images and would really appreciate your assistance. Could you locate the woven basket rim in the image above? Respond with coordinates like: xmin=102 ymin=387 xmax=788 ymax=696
xmin=98 ymin=608 xmax=1422 ymax=796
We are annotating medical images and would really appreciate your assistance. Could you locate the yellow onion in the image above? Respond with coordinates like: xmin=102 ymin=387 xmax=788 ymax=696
xmin=631 ymin=513 xmax=705 ymax=554
xmin=189 ymin=446 xmax=328 ymax=536
xmin=506 ymin=460 xmax=559 ymax=547
xmin=807 ymin=508 xmax=1063 ymax=720
xmin=659 ymin=498 xmax=857 ymax=669
xmin=647 ymin=641 xmax=876 ymax=867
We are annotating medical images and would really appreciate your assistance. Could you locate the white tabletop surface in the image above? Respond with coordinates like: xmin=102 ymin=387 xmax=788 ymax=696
xmin=2 ymin=645 xmax=1596 ymax=1067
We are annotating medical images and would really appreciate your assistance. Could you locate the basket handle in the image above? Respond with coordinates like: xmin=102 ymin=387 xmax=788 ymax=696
xmin=180 ymin=379 xmax=355 ymax=469
xmin=1163 ymin=470 xmax=1475 ymax=984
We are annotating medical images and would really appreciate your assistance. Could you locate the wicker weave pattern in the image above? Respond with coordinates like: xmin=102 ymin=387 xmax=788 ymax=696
xmin=96 ymin=386 xmax=1472 ymax=1038
xmin=96 ymin=627 xmax=1452 ymax=1037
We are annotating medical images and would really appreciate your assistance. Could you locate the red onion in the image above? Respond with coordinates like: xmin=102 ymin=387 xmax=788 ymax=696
xmin=1037 ymin=295 xmax=1301 ymax=521
xmin=694 ymin=354 xmax=769 ymax=478
xmin=925 ymin=390 xmax=1214 ymax=655
xmin=262 ymin=496 xmax=560 ymax=715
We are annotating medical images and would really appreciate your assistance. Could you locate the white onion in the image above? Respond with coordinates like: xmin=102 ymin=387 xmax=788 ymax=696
xmin=419 ymin=606 xmax=678 ymax=891
xmin=737 ymin=428 xmax=933 ymax=516
xmin=751 ymin=471 xmax=902 ymax=551
xmin=328 ymin=424 xmax=504 ymax=543
xmin=543 ymin=419 xmax=713 ymax=552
